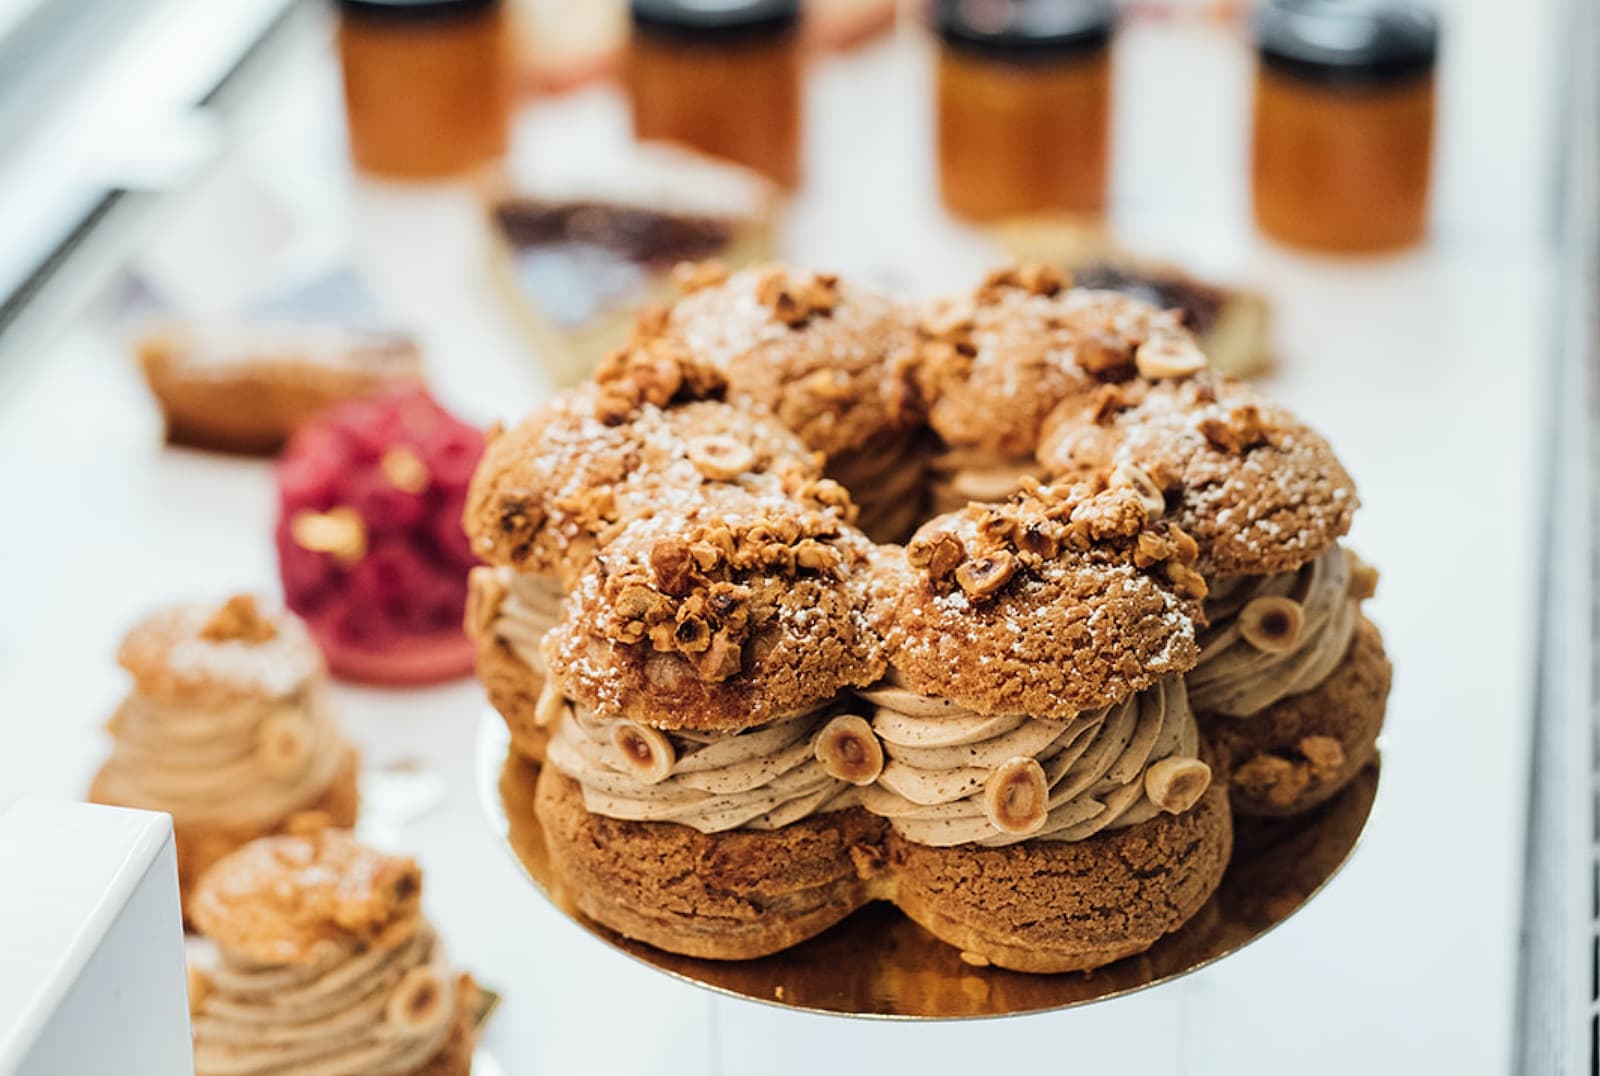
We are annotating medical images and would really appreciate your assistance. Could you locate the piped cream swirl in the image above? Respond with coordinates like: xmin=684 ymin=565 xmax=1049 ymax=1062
xmin=95 ymin=688 xmax=345 ymax=830
xmin=491 ymin=569 xmax=565 ymax=675
xmin=927 ymin=446 xmax=1047 ymax=515
xmin=853 ymin=674 xmax=1205 ymax=847
xmin=827 ymin=431 xmax=929 ymax=543
xmin=545 ymin=702 xmax=850 ymax=832
xmin=1187 ymin=544 xmax=1359 ymax=717
xmin=192 ymin=921 xmax=456 ymax=1076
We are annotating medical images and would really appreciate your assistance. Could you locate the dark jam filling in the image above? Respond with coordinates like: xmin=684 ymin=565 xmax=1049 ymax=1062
xmin=1070 ymin=262 xmax=1227 ymax=337
xmin=495 ymin=201 xmax=736 ymax=328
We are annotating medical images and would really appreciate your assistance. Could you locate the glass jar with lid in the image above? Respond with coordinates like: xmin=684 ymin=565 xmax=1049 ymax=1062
xmin=1251 ymin=0 xmax=1440 ymax=253
xmin=337 ymin=0 xmax=513 ymax=180
xmin=935 ymin=0 xmax=1117 ymax=222
xmin=624 ymin=0 xmax=803 ymax=188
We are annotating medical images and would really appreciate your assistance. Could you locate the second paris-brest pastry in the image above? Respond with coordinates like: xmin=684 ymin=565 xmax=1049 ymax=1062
xmin=187 ymin=825 xmax=480 ymax=1076
xmin=88 ymin=596 xmax=358 ymax=913
xmin=1036 ymin=371 xmax=1389 ymax=815
xmin=462 ymin=343 xmax=829 ymax=760
xmin=649 ymin=262 xmax=928 ymax=543
xmin=913 ymin=264 xmax=1210 ymax=516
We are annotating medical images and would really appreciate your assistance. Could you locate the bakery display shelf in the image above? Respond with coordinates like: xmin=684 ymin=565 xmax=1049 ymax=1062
xmin=474 ymin=713 xmax=1379 ymax=1020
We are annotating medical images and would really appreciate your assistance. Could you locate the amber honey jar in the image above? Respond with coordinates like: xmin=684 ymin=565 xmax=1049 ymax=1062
xmin=337 ymin=0 xmax=513 ymax=180
xmin=1252 ymin=0 xmax=1439 ymax=253
xmin=935 ymin=0 xmax=1116 ymax=222
xmin=625 ymin=0 xmax=803 ymax=189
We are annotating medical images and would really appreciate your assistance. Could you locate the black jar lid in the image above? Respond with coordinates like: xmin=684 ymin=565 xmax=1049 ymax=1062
xmin=630 ymin=0 xmax=800 ymax=43
xmin=1256 ymin=0 xmax=1439 ymax=88
xmin=935 ymin=0 xmax=1116 ymax=62
xmin=337 ymin=0 xmax=498 ymax=21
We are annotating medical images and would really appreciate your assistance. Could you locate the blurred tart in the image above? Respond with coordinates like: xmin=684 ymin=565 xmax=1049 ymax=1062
xmin=275 ymin=388 xmax=486 ymax=685
xmin=487 ymin=144 xmax=777 ymax=385
xmin=136 ymin=321 xmax=423 ymax=455
xmin=188 ymin=824 xmax=480 ymax=1075
xmin=88 ymin=595 xmax=358 ymax=916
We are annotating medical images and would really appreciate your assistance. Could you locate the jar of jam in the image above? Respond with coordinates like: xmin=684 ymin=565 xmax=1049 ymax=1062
xmin=935 ymin=0 xmax=1116 ymax=222
xmin=1251 ymin=0 xmax=1439 ymax=253
xmin=337 ymin=0 xmax=513 ymax=180
xmin=624 ymin=0 xmax=803 ymax=189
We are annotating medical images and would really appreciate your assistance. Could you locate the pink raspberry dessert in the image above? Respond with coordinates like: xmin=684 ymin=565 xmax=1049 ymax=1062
xmin=275 ymin=388 xmax=485 ymax=685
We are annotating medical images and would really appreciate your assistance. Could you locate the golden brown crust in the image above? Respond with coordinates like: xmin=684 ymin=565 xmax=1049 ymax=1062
xmin=884 ymin=777 xmax=1231 ymax=973
xmin=463 ymin=389 xmax=823 ymax=580
xmin=548 ymin=489 xmax=886 ymax=732
xmin=1038 ymin=371 xmax=1358 ymax=577
xmin=536 ymin=766 xmax=885 ymax=960
xmin=137 ymin=323 xmax=422 ymax=455
xmin=474 ymin=628 xmax=549 ymax=763
xmin=89 ymin=745 xmax=362 ymax=926
xmin=117 ymin=597 xmax=323 ymax=709
xmin=188 ymin=819 xmax=420 ymax=964
xmin=656 ymin=264 xmax=923 ymax=458
xmin=1205 ymin=616 xmax=1390 ymax=817
xmin=916 ymin=266 xmax=1202 ymax=459
xmin=882 ymin=483 xmax=1204 ymax=717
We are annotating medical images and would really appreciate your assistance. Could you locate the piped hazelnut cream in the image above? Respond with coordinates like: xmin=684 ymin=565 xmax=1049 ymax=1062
xmin=94 ymin=603 xmax=348 ymax=830
xmin=544 ymin=701 xmax=851 ymax=832
xmin=854 ymin=673 xmax=1208 ymax=847
xmin=825 ymin=429 xmax=930 ymax=543
xmin=926 ymin=447 xmax=1048 ymax=516
xmin=1187 ymin=544 xmax=1368 ymax=717
xmin=489 ymin=569 xmax=566 ymax=674
xmin=191 ymin=921 xmax=457 ymax=1076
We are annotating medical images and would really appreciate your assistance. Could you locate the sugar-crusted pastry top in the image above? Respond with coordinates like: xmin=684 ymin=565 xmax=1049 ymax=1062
xmin=190 ymin=826 xmax=422 ymax=966
xmin=547 ymin=485 xmax=886 ymax=733
xmin=651 ymin=262 xmax=922 ymax=458
xmin=915 ymin=264 xmax=1210 ymax=460
xmin=464 ymin=344 xmax=825 ymax=581
xmin=1036 ymin=371 xmax=1357 ymax=577
xmin=117 ymin=595 xmax=323 ymax=706
xmin=881 ymin=481 xmax=1206 ymax=718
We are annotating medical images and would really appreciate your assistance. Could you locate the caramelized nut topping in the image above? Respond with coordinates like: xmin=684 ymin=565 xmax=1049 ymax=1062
xmin=1143 ymin=756 xmax=1212 ymax=814
xmin=1109 ymin=462 xmax=1166 ymax=520
xmin=200 ymin=595 xmax=278 ymax=644
xmin=1347 ymin=550 xmax=1380 ymax=601
xmin=955 ymin=551 xmax=1016 ymax=599
xmin=1197 ymin=402 xmax=1271 ymax=453
xmin=1238 ymin=595 xmax=1304 ymax=654
xmin=611 ymin=721 xmax=676 ymax=784
xmin=814 ymin=714 xmax=885 ymax=785
xmin=686 ymin=433 xmax=757 ymax=480
xmin=1134 ymin=330 xmax=1208 ymax=380
xmin=1298 ymin=735 xmax=1346 ymax=780
xmin=983 ymin=756 xmax=1050 ymax=835
xmin=752 ymin=265 xmax=840 ymax=328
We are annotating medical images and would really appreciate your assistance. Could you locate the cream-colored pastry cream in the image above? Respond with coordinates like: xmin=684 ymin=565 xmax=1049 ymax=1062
xmin=96 ymin=687 xmax=345 ymax=831
xmin=544 ymin=701 xmax=852 ymax=832
xmin=854 ymin=674 xmax=1206 ymax=848
xmin=926 ymin=446 xmax=1048 ymax=516
xmin=1187 ymin=544 xmax=1358 ymax=717
xmin=490 ymin=569 xmax=566 ymax=675
xmin=192 ymin=920 xmax=456 ymax=1076
xmin=827 ymin=431 xmax=929 ymax=542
